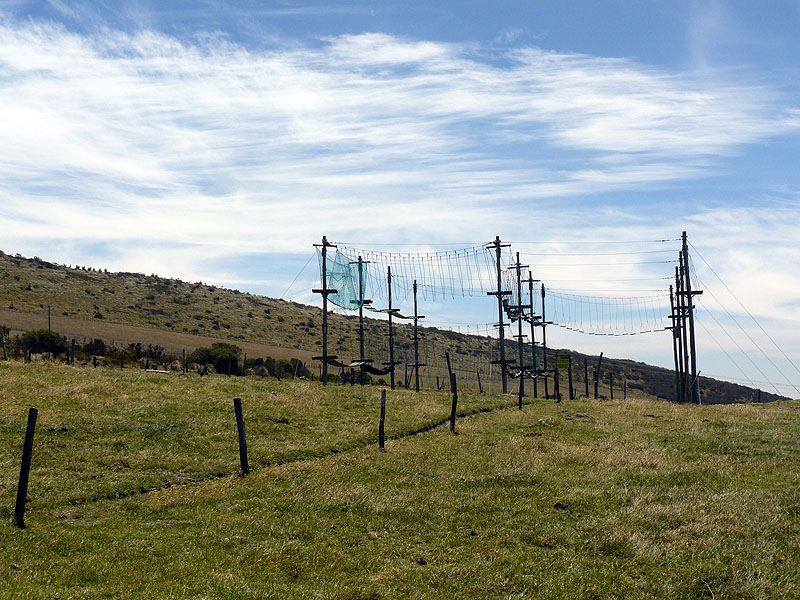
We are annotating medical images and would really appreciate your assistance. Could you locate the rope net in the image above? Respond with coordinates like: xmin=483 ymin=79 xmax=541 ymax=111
xmin=318 ymin=241 xmax=670 ymax=337
xmin=315 ymin=240 xmax=669 ymax=392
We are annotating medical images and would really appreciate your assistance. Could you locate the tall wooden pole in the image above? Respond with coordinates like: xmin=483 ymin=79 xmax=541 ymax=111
xmin=541 ymin=284 xmax=549 ymax=399
xmin=357 ymin=256 xmax=366 ymax=386
xmin=669 ymin=284 xmax=681 ymax=403
xmin=486 ymin=236 xmax=511 ymax=394
xmin=678 ymin=257 xmax=690 ymax=403
xmin=512 ymin=252 xmax=527 ymax=399
xmin=387 ymin=267 xmax=396 ymax=390
xmin=525 ymin=276 xmax=539 ymax=398
xmin=682 ymin=231 xmax=701 ymax=404
xmin=674 ymin=266 xmax=686 ymax=402
xmin=313 ymin=236 xmax=337 ymax=386
xmin=322 ymin=239 xmax=330 ymax=385
xmin=413 ymin=280 xmax=420 ymax=392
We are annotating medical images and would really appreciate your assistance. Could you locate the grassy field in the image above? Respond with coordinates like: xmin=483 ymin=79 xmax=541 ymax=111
xmin=2 ymin=361 xmax=799 ymax=598
xmin=0 ymin=361 xmax=513 ymax=509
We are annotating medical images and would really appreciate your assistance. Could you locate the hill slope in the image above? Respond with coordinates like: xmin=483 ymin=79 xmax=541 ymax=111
xmin=0 ymin=250 xmax=786 ymax=402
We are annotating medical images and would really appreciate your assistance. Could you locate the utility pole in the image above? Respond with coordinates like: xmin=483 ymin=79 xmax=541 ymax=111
xmin=668 ymin=284 xmax=682 ymax=403
xmin=412 ymin=280 xmax=425 ymax=392
xmin=674 ymin=266 xmax=685 ymax=402
xmin=509 ymin=252 xmax=528 ymax=400
xmin=312 ymin=236 xmax=337 ymax=385
xmin=384 ymin=266 xmax=401 ymax=390
xmin=350 ymin=255 xmax=372 ymax=386
xmin=541 ymin=284 xmax=549 ymax=399
xmin=486 ymin=236 xmax=512 ymax=393
xmin=681 ymin=231 xmax=703 ymax=404
xmin=524 ymin=275 xmax=541 ymax=398
xmin=678 ymin=251 xmax=691 ymax=402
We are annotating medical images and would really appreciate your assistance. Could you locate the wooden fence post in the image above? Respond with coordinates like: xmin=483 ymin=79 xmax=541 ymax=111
xmin=477 ymin=369 xmax=483 ymax=394
xmin=233 ymin=398 xmax=249 ymax=476
xmin=568 ymin=357 xmax=574 ymax=400
xmin=584 ymin=357 xmax=589 ymax=398
xmin=14 ymin=407 xmax=38 ymax=528
xmin=379 ymin=389 xmax=386 ymax=451
xmin=449 ymin=373 xmax=458 ymax=434
xmin=1 ymin=326 xmax=7 ymax=361
xmin=554 ymin=367 xmax=561 ymax=402
xmin=593 ymin=353 xmax=604 ymax=399
xmin=183 ymin=349 xmax=187 ymax=374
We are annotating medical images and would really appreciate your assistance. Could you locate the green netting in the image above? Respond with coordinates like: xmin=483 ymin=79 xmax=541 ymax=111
xmin=320 ymin=250 xmax=365 ymax=310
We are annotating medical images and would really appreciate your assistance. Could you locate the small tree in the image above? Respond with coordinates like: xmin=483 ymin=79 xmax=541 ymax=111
xmin=19 ymin=330 xmax=68 ymax=356
xmin=188 ymin=342 xmax=242 ymax=375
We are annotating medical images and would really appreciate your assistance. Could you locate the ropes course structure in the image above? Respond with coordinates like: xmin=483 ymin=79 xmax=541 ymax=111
xmin=305 ymin=232 xmax=800 ymax=403
xmin=312 ymin=233 xmax=703 ymax=401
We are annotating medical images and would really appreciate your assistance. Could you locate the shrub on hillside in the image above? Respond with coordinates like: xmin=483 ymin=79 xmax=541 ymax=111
xmin=19 ymin=329 xmax=68 ymax=356
xmin=188 ymin=342 xmax=242 ymax=375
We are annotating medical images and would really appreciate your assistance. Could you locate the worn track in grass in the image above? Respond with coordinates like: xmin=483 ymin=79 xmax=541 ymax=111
xmin=55 ymin=396 xmax=530 ymax=508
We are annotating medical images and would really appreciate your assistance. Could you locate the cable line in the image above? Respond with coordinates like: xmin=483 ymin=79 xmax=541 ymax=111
xmin=692 ymin=269 xmax=800 ymax=397
xmin=695 ymin=320 xmax=758 ymax=390
xmin=689 ymin=241 xmax=800 ymax=383
xmin=693 ymin=290 xmax=783 ymax=396
xmin=520 ymin=249 xmax=676 ymax=256
xmin=281 ymin=251 xmax=317 ymax=300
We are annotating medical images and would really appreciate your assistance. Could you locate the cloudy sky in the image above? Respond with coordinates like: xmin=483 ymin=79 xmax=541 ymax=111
xmin=2 ymin=1 xmax=800 ymax=395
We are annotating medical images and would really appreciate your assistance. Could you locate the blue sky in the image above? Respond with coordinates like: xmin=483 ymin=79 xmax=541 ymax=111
xmin=2 ymin=1 xmax=800 ymax=395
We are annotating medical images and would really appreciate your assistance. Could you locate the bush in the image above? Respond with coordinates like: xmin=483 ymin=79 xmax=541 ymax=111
xmin=188 ymin=342 xmax=242 ymax=375
xmin=19 ymin=330 xmax=68 ymax=356
xmin=83 ymin=338 xmax=106 ymax=355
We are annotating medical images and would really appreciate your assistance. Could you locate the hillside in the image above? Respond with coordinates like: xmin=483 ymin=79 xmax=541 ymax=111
xmin=0 ymin=250 xmax=786 ymax=403
xmin=1 ymin=362 xmax=799 ymax=598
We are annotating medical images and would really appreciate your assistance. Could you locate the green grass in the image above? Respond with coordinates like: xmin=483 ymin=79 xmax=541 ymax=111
xmin=1 ymin=361 xmax=799 ymax=598
xmin=0 ymin=361 xmax=512 ymax=510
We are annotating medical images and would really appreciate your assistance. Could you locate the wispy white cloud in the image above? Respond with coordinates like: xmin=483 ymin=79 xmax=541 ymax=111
xmin=1 ymin=20 xmax=795 ymax=255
